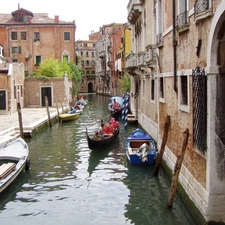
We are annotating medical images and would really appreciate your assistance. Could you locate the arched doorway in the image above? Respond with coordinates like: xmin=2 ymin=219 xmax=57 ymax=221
xmin=206 ymin=2 xmax=225 ymax=222
xmin=88 ymin=82 xmax=93 ymax=93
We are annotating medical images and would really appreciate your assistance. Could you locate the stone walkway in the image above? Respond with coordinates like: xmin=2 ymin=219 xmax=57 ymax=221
xmin=0 ymin=107 xmax=60 ymax=145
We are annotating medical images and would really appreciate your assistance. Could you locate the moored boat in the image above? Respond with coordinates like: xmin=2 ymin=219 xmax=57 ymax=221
xmin=125 ymin=128 xmax=157 ymax=165
xmin=0 ymin=137 xmax=30 ymax=194
xmin=59 ymin=112 xmax=80 ymax=122
xmin=127 ymin=114 xmax=138 ymax=124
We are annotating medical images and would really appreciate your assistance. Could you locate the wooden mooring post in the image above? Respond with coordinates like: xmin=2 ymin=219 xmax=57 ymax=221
xmin=153 ymin=115 xmax=170 ymax=176
xmin=56 ymin=102 xmax=60 ymax=119
xmin=45 ymin=96 xmax=52 ymax=127
xmin=17 ymin=102 xmax=24 ymax=138
xmin=167 ymin=128 xmax=189 ymax=208
xmin=60 ymin=98 xmax=64 ymax=113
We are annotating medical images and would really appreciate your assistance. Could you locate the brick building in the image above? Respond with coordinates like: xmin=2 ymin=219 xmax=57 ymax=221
xmin=0 ymin=6 xmax=76 ymax=75
xmin=0 ymin=6 xmax=76 ymax=108
xmin=126 ymin=0 xmax=225 ymax=223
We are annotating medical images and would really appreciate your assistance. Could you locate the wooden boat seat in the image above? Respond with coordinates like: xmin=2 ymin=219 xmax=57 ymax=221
xmin=0 ymin=163 xmax=16 ymax=179
xmin=129 ymin=141 xmax=149 ymax=148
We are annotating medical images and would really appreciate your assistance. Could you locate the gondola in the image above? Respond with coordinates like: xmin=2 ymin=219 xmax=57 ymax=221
xmin=86 ymin=118 xmax=120 ymax=150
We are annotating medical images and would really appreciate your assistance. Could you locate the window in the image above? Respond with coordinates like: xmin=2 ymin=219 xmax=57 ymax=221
xmin=86 ymin=60 xmax=89 ymax=66
xmin=91 ymin=52 xmax=95 ymax=57
xmin=156 ymin=0 xmax=163 ymax=45
xmin=92 ymin=70 xmax=95 ymax=74
xmin=12 ymin=59 xmax=18 ymax=63
xmin=0 ymin=45 xmax=3 ymax=57
xmin=15 ymin=14 xmax=28 ymax=22
xmin=178 ymin=74 xmax=190 ymax=112
xmin=34 ymin=32 xmax=40 ymax=41
xmin=192 ymin=67 xmax=207 ymax=154
xmin=20 ymin=85 xmax=23 ymax=97
xmin=11 ymin=46 xmax=21 ymax=54
xmin=11 ymin=31 xmax=17 ymax=40
xmin=14 ymin=82 xmax=16 ymax=99
xmin=63 ymin=55 xmax=69 ymax=62
xmin=81 ymin=60 xmax=84 ymax=66
xmin=64 ymin=32 xmax=70 ymax=41
xmin=86 ymin=70 xmax=90 ymax=74
xmin=91 ymin=60 xmax=95 ymax=66
xmin=151 ymin=79 xmax=155 ymax=101
xmin=86 ymin=52 xmax=89 ymax=57
xmin=84 ymin=43 xmax=87 ymax=47
xmin=81 ymin=51 xmax=83 ymax=56
xmin=180 ymin=75 xmax=188 ymax=105
xmin=159 ymin=77 xmax=164 ymax=98
xmin=21 ymin=31 xmax=27 ymax=40
xmin=93 ymin=44 xmax=96 ymax=47
xmin=35 ymin=55 xmax=42 ymax=66
xmin=177 ymin=0 xmax=188 ymax=28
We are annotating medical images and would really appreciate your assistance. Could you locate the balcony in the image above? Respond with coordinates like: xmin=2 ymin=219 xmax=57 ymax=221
xmin=99 ymin=51 xmax=106 ymax=58
xmin=156 ymin=33 xmax=163 ymax=47
xmin=125 ymin=53 xmax=137 ymax=69
xmin=137 ymin=51 xmax=146 ymax=67
xmin=177 ymin=11 xmax=189 ymax=34
xmin=145 ymin=45 xmax=156 ymax=66
xmin=127 ymin=0 xmax=143 ymax=24
xmin=107 ymin=46 xmax=112 ymax=53
xmin=107 ymin=61 xmax=113 ymax=69
xmin=194 ymin=0 xmax=212 ymax=23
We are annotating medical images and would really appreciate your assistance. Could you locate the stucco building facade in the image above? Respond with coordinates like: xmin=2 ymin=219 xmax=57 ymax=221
xmin=75 ymin=32 xmax=100 ymax=93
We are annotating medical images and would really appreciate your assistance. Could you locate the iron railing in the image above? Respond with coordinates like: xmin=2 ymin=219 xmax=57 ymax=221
xmin=192 ymin=66 xmax=207 ymax=153
xmin=194 ymin=0 xmax=209 ymax=17
xmin=177 ymin=11 xmax=188 ymax=28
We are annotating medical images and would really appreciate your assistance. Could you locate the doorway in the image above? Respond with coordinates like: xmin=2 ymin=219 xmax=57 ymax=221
xmin=41 ymin=87 xmax=52 ymax=106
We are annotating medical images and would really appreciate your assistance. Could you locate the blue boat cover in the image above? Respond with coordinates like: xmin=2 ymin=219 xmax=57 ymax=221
xmin=109 ymin=96 xmax=123 ymax=106
xmin=127 ymin=128 xmax=152 ymax=141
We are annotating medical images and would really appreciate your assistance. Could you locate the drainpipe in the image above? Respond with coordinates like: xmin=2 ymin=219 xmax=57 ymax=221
xmin=173 ymin=0 xmax=177 ymax=92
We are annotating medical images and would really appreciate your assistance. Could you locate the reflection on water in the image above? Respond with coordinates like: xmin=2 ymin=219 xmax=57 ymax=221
xmin=0 ymin=94 xmax=198 ymax=225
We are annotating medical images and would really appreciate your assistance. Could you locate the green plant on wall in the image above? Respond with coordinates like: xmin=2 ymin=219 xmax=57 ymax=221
xmin=34 ymin=56 xmax=71 ymax=78
xmin=28 ymin=56 xmax=82 ymax=98
xmin=68 ymin=62 xmax=83 ymax=97
xmin=118 ymin=72 xmax=130 ymax=93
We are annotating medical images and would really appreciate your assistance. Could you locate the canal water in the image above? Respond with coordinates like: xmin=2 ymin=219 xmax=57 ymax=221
xmin=0 ymin=94 xmax=199 ymax=225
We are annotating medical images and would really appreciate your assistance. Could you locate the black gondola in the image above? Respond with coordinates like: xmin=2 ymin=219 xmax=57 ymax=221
xmin=86 ymin=123 xmax=120 ymax=150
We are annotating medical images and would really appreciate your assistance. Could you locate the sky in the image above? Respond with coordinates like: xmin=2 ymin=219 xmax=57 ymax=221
xmin=0 ymin=0 xmax=129 ymax=40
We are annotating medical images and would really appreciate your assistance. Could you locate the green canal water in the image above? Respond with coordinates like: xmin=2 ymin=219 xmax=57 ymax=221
xmin=0 ymin=94 xmax=199 ymax=225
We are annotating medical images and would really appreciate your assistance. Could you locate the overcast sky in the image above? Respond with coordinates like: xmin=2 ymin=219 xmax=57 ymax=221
xmin=1 ymin=0 xmax=129 ymax=40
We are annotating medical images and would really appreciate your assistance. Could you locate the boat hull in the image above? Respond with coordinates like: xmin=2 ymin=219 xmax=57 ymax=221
xmin=125 ymin=128 xmax=156 ymax=165
xmin=59 ymin=113 xmax=79 ymax=121
xmin=86 ymin=127 xmax=120 ymax=150
xmin=0 ymin=138 xmax=30 ymax=194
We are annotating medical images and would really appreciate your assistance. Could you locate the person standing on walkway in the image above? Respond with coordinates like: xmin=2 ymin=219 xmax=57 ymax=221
xmin=112 ymin=99 xmax=121 ymax=121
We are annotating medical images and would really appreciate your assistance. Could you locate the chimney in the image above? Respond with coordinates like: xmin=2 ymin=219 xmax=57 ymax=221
xmin=18 ymin=3 xmax=20 ymax=9
xmin=55 ymin=15 xmax=59 ymax=23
